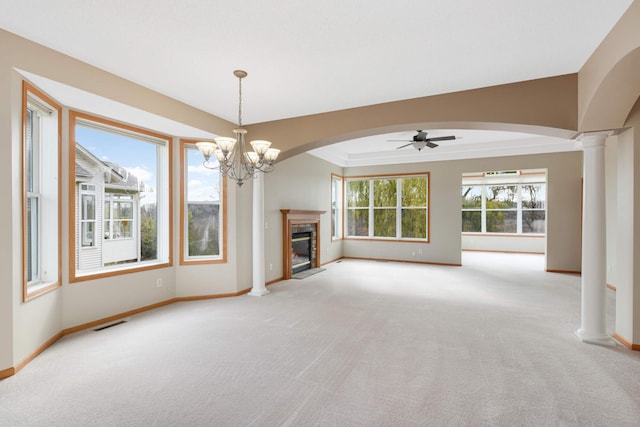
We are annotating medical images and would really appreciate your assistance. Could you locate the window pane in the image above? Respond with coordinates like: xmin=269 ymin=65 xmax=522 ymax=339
xmin=486 ymin=186 xmax=517 ymax=209
xmin=347 ymin=180 xmax=369 ymax=207
xmin=27 ymin=196 xmax=39 ymax=281
xmin=185 ymin=146 xmax=221 ymax=258
xmin=75 ymin=120 xmax=161 ymax=270
xmin=347 ymin=208 xmax=368 ymax=236
xmin=26 ymin=109 xmax=35 ymax=193
xmin=462 ymin=211 xmax=481 ymax=232
xmin=82 ymin=194 xmax=95 ymax=220
xmin=522 ymin=184 xmax=545 ymax=209
xmin=187 ymin=203 xmax=220 ymax=256
xmin=522 ymin=210 xmax=546 ymax=233
xmin=373 ymin=208 xmax=396 ymax=237
xmin=82 ymin=222 xmax=94 ymax=247
xmin=402 ymin=209 xmax=426 ymax=238
xmin=486 ymin=210 xmax=517 ymax=233
xmin=373 ymin=179 xmax=396 ymax=207
xmin=462 ymin=186 xmax=482 ymax=209
xmin=402 ymin=177 xmax=427 ymax=207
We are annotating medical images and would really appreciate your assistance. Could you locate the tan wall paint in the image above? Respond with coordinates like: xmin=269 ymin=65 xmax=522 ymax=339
xmin=248 ymin=74 xmax=578 ymax=161
xmin=0 ymin=29 xmax=243 ymax=371
xmin=263 ymin=150 xmax=583 ymax=276
xmin=578 ymin=0 xmax=640 ymax=131
xmin=264 ymin=153 xmax=344 ymax=282
xmin=615 ymin=97 xmax=640 ymax=344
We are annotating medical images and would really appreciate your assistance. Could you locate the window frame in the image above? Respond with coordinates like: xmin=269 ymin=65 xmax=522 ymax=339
xmin=461 ymin=171 xmax=546 ymax=235
xmin=331 ymin=174 xmax=343 ymax=240
xmin=179 ymin=139 xmax=227 ymax=265
xmin=79 ymin=183 xmax=97 ymax=247
xmin=344 ymin=172 xmax=430 ymax=242
xmin=22 ymin=81 xmax=62 ymax=301
xmin=69 ymin=111 xmax=173 ymax=282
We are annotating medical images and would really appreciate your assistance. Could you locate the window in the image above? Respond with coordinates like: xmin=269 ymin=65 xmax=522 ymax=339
xmin=22 ymin=82 xmax=61 ymax=300
xmin=461 ymin=171 xmax=546 ymax=235
xmin=346 ymin=174 xmax=429 ymax=240
xmin=180 ymin=140 xmax=226 ymax=264
xmin=331 ymin=174 xmax=343 ymax=239
xmin=70 ymin=112 xmax=172 ymax=280
xmin=104 ymin=193 xmax=134 ymax=240
xmin=461 ymin=186 xmax=482 ymax=232
xmin=79 ymin=184 xmax=96 ymax=247
xmin=521 ymin=184 xmax=546 ymax=233
xmin=486 ymin=185 xmax=517 ymax=233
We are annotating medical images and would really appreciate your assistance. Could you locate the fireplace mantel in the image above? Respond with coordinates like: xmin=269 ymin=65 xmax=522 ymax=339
xmin=281 ymin=209 xmax=326 ymax=279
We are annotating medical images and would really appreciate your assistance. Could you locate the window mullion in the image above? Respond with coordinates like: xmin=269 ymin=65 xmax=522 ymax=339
xmin=396 ymin=179 xmax=402 ymax=238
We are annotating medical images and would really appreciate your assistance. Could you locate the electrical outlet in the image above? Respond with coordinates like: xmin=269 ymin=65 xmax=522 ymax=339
xmin=418 ymin=248 xmax=422 ymax=254
xmin=269 ymin=263 xmax=273 ymax=271
xmin=156 ymin=278 xmax=163 ymax=288
xmin=412 ymin=251 xmax=416 ymax=257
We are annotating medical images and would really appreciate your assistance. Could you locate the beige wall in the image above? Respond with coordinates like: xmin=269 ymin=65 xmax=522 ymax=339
xmin=2 ymin=0 xmax=640 ymax=376
xmin=0 ymin=29 xmax=241 ymax=371
xmin=248 ymin=75 xmax=578 ymax=161
xmin=579 ymin=0 xmax=640 ymax=131
xmin=615 ymin=97 xmax=640 ymax=344
xmin=339 ymin=152 xmax=583 ymax=271
xmin=264 ymin=153 xmax=344 ymax=282
xmin=261 ymin=151 xmax=582 ymax=280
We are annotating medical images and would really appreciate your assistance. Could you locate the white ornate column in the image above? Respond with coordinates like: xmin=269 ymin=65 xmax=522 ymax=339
xmin=249 ymin=171 xmax=270 ymax=296
xmin=574 ymin=133 xmax=614 ymax=345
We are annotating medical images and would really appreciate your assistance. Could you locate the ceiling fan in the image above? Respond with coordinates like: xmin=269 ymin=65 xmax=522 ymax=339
xmin=389 ymin=130 xmax=456 ymax=151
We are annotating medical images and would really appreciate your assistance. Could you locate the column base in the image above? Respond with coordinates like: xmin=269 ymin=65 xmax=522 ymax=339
xmin=248 ymin=288 xmax=271 ymax=297
xmin=573 ymin=329 xmax=616 ymax=346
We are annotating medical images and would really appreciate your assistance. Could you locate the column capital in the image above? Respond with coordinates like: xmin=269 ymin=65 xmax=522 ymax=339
xmin=577 ymin=130 xmax=615 ymax=148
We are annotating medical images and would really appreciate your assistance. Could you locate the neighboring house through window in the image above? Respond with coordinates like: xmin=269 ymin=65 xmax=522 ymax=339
xmin=70 ymin=112 xmax=171 ymax=280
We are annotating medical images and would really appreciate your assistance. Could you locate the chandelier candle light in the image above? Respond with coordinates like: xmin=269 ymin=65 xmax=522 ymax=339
xmin=196 ymin=70 xmax=280 ymax=187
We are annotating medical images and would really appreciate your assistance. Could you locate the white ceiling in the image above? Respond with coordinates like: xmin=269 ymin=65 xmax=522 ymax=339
xmin=0 ymin=1 xmax=632 ymax=165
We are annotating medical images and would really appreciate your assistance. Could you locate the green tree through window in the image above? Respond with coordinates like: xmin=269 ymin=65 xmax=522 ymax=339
xmin=346 ymin=174 xmax=429 ymax=240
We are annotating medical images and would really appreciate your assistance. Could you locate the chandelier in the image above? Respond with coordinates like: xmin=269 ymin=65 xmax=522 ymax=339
xmin=196 ymin=70 xmax=280 ymax=186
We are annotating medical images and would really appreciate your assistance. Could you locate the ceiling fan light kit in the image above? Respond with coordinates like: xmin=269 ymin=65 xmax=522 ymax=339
xmin=389 ymin=130 xmax=457 ymax=151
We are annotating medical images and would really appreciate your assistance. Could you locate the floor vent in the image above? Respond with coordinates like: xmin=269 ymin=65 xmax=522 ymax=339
xmin=93 ymin=320 xmax=127 ymax=332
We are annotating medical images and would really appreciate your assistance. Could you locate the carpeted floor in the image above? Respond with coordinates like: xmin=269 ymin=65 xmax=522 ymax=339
xmin=1 ymin=252 xmax=639 ymax=426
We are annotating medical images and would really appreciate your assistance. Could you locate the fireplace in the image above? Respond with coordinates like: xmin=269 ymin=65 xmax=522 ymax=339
xmin=281 ymin=209 xmax=326 ymax=279
xmin=291 ymin=231 xmax=312 ymax=274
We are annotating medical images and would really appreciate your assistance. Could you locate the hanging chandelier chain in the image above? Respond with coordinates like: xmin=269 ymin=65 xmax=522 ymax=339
xmin=237 ymin=73 xmax=243 ymax=127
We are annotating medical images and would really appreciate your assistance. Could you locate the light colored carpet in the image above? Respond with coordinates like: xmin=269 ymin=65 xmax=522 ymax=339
xmin=1 ymin=252 xmax=639 ymax=426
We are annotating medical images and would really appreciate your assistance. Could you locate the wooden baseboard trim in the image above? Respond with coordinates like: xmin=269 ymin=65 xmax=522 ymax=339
xmin=2 ymin=284 xmax=291 ymax=381
xmin=613 ymin=333 xmax=640 ymax=351
xmin=14 ymin=332 xmax=64 ymax=373
xmin=0 ymin=366 xmax=16 ymax=381
xmin=462 ymin=249 xmax=545 ymax=255
xmin=341 ymin=256 xmax=461 ymax=267
xmin=606 ymin=284 xmax=617 ymax=291
xmin=62 ymin=298 xmax=177 ymax=336
xmin=266 ymin=278 xmax=283 ymax=286
xmin=546 ymin=269 xmax=581 ymax=275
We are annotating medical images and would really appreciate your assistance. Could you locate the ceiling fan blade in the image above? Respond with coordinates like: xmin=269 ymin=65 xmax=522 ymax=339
xmin=426 ymin=142 xmax=439 ymax=149
xmin=426 ymin=135 xmax=456 ymax=142
xmin=396 ymin=143 xmax=413 ymax=149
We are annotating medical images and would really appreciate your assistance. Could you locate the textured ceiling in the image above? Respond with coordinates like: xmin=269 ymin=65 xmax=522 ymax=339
xmin=0 ymin=0 xmax=633 ymax=125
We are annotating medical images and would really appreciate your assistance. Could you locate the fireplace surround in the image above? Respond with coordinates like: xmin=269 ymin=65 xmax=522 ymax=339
xmin=281 ymin=209 xmax=326 ymax=279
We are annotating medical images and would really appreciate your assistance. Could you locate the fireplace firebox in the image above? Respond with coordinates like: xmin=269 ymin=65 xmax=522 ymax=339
xmin=291 ymin=231 xmax=312 ymax=274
